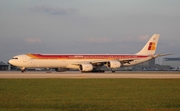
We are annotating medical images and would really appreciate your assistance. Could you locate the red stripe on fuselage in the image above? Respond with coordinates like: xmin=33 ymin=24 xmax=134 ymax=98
xmin=27 ymin=54 xmax=148 ymax=59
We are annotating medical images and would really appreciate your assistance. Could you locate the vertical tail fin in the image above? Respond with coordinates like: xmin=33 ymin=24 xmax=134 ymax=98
xmin=136 ymin=34 xmax=160 ymax=55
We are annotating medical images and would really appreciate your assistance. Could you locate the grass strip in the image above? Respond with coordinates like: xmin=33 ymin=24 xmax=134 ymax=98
xmin=0 ymin=79 xmax=180 ymax=111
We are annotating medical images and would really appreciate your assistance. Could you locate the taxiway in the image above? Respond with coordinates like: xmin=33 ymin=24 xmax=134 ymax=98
xmin=0 ymin=71 xmax=180 ymax=78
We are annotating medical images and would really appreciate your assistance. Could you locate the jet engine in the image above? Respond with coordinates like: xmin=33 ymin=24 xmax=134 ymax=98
xmin=107 ymin=60 xmax=122 ymax=68
xmin=79 ymin=64 xmax=93 ymax=71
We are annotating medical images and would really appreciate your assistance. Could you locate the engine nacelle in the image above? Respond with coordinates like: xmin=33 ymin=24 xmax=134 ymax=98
xmin=107 ymin=60 xmax=122 ymax=68
xmin=79 ymin=64 xmax=93 ymax=71
xmin=55 ymin=68 xmax=68 ymax=72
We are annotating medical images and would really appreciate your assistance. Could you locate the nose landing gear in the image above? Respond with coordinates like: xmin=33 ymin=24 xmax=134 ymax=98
xmin=20 ymin=67 xmax=26 ymax=73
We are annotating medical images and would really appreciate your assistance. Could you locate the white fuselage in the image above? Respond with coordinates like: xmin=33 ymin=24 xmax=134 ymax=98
xmin=9 ymin=54 xmax=152 ymax=70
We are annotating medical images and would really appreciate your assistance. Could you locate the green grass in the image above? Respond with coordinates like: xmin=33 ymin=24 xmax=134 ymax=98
xmin=0 ymin=79 xmax=180 ymax=111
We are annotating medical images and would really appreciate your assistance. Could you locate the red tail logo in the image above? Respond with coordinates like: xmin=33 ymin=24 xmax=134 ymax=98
xmin=148 ymin=42 xmax=156 ymax=50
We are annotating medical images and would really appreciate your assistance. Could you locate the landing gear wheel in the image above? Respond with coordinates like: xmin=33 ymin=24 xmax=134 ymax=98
xmin=20 ymin=67 xmax=26 ymax=73
xmin=81 ymin=70 xmax=105 ymax=73
xmin=21 ymin=69 xmax=26 ymax=73
xmin=112 ymin=71 xmax=115 ymax=73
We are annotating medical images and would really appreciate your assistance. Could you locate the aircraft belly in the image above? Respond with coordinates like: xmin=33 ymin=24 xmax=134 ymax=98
xmin=28 ymin=59 xmax=100 ymax=68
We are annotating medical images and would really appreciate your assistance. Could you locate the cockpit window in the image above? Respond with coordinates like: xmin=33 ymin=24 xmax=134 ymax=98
xmin=12 ymin=57 xmax=18 ymax=59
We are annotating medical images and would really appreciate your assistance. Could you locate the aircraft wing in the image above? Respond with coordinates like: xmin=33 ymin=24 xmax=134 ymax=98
xmin=71 ymin=58 xmax=138 ymax=66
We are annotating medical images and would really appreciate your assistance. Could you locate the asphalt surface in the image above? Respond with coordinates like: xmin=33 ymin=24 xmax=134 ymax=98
xmin=0 ymin=71 xmax=180 ymax=78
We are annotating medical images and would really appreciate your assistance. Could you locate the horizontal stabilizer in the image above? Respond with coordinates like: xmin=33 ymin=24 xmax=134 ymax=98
xmin=153 ymin=53 xmax=173 ymax=58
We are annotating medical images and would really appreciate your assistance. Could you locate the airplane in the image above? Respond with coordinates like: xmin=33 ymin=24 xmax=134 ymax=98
xmin=8 ymin=34 xmax=167 ymax=73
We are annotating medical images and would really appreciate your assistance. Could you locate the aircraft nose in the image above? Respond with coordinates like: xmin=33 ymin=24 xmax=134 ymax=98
xmin=8 ymin=60 xmax=13 ymax=65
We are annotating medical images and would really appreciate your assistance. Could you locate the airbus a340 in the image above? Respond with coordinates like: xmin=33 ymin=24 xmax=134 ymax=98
xmin=9 ymin=34 xmax=167 ymax=73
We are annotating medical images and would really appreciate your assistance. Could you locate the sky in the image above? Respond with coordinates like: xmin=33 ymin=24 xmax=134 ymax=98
xmin=0 ymin=0 xmax=180 ymax=63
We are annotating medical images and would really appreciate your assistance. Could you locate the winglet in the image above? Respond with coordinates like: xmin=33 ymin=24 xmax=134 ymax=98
xmin=136 ymin=34 xmax=160 ymax=55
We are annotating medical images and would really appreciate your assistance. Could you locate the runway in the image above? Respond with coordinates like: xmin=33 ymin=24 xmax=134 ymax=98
xmin=0 ymin=71 xmax=180 ymax=78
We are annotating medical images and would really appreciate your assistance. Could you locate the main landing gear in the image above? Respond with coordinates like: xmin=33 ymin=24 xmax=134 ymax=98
xmin=112 ymin=70 xmax=115 ymax=73
xmin=81 ymin=70 xmax=105 ymax=73
xmin=81 ymin=69 xmax=116 ymax=73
